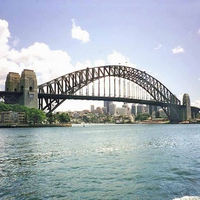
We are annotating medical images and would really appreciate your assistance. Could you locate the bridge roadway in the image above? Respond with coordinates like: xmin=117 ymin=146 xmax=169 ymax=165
xmin=0 ymin=91 xmax=23 ymax=104
xmin=38 ymin=93 xmax=182 ymax=108
xmin=0 ymin=91 xmax=22 ymax=96
xmin=1 ymin=91 xmax=199 ymax=113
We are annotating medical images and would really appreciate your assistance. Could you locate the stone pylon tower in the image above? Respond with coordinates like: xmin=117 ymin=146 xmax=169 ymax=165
xmin=182 ymin=93 xmax=191 ymax=121
xmin=19 ymin=69 xmax=38 ymax=109
xmin=5 ymin=72 xmax=21 ymax=91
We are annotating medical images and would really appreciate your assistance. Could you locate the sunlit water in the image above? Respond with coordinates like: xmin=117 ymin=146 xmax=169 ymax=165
xmin=0 ymin=124 xmax=200 ymax=200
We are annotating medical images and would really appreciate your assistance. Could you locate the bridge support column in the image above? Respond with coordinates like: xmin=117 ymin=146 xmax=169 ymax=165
xmin=191 ymin=107 xmax=199 ymax=119
xmin=5 ymin=72 xmax=21 ymax=92
xmin=181 ymin=93 xmax=191 ymax=121
xmin=19 ymin=69 xmax=38 ymax=109
xmin=167 ymin=105 xmax=181 ymax=123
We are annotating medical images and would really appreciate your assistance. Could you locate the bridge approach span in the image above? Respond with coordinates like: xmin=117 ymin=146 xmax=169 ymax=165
xmin=0 ymin=91 xmax=23 ymax=104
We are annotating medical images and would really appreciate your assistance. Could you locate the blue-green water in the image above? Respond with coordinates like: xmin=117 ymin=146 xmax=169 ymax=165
xmin=0 ymin=124 xmax=200 ymax=200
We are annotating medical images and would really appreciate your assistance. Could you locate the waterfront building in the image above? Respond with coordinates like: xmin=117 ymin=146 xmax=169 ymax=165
xmin=102 ymin=107 xmax=107 ymax=114
xmin=116 ymin=107 xmax=127 ymax=115
xmin=122 ymin=103 xmax=128 ymax=108
xmin=95 ymin=107 xmax=103 ymax=114
xmin=73 ymin=112 xmax=79 ymax=119
xmin=0 ymin=111 xmax=26 ymax=124
xmin=127 ymin=107 xmax=131 ymax=115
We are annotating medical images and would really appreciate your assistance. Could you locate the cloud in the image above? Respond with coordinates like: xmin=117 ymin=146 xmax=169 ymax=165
xmin=154 ymin=44 xmax=162 ymax=50
xmin=193 ymin=98 xmax=200 ymax=108
xmin=107 ymin=50 xmax=136 ymax=67
xmin=74 ymin=59 xmax=93 ymax=71
xmin=0 ymin=19 xmax=137 ymax=95
xmin=7 ymin=42 xmax=73 ymax=84
xmin=12 ymin=36 xmax=20 ymax=47
xmin=94 ymin=59 xmax=105 ymax=66
xmin=0 ymin=19 xmax=10 ymax=58
xmin=71 ymin=19 xmax=90 ymax=43
xmin=172 ymin=45 xmax=185 ymax=54
xmin=0 ymin=19 xmax=75 ymax=89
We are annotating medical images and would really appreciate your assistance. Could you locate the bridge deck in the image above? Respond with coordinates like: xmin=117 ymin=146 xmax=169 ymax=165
xmin=0 ymin=91 xmax=23 ymax=104
xmin=38 ymin=93 xmax=181 ymax=108
xmin=0 ymin=91 xmax=23 ymax=96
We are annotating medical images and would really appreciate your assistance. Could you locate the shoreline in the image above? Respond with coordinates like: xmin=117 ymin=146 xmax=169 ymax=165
xmin=0 ymin=123 xmax=72 ymax=128
xmin=1 ymin=120 xmax=200 ymax=128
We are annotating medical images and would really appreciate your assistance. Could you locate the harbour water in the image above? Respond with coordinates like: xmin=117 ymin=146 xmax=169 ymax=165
xmin=0 ymin=124 xmax=200 ymax=200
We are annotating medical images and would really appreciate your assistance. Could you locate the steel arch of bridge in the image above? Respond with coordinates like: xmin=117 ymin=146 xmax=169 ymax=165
xmin=38 ymin=65 xmax=181 ymax=119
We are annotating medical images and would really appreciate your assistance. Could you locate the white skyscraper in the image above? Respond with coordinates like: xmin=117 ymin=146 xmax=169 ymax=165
xmin=109 ymin=103 xmax=116 ymax=115
xmin=91 ymin=105 xmax=95 ymax=112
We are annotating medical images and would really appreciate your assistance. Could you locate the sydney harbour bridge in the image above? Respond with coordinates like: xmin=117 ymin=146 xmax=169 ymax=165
xmin=0 ymin=65 xmax=199 ymax=123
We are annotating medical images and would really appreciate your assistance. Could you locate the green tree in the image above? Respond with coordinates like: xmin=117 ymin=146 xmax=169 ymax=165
xmin=106 ymin=114 xmax=112 ymax=123
xmin=0 ymin=102 xmax=29 ymax=113
xmin=58 ymin=112 xmax=70 ymax=123
xmin=82 ymin=115 xmax=89 ymax=123
xmin=46 ymin=112 xmax=56 ymax=124
xmin=0 ymin=102 xmax=46 ymax=124
xmin=135 ymin=113 xmax=150 ymax=121
xmin=0 ymin=102 xmax=11 ymax=111
xmin=27 ymin=108 xmax=46 ymax=124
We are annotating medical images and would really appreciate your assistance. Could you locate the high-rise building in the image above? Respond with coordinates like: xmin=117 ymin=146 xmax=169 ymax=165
xmin=137 ymin=104 xmax=143 ymax=114
xmin=104 ymin=101 xmax=113 ymax=113
xmin=149 ymin=105 xmax=158 ymax=115
xmin=182 ymin=93 xmax=191 ymax=121
xmin=131 ymin=104 xmax=136 ymax=115
xmin=116 ymin=107 xmax=127 ymax=115
xmin=109 ymin=103 xmax=116 ymax=115
xmin=91 ymin=105 xmax=95 ymax=112
xmin=146 ymin=105 xmax=149 ymax=114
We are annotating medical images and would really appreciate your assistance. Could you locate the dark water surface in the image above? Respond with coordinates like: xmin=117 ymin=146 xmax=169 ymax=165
xmin=0 ymin=124 xmax=200 ymax=200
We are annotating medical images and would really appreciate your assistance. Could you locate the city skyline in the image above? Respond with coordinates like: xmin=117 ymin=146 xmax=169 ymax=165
xmin=0 ymin=1 xmax=200 ymax=111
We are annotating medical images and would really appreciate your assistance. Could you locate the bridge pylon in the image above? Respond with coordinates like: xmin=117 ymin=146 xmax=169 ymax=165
xmin=19 ymin=69 xmax=38 ymax=109
xmin=5 ymin=72 xmax=21 ymax=92
xmin=181 ymin=93 xmax=191 ymax=121
xmin=166 ymin=105 xmax=181 ymax=123
xmin=167 ymin=94 xmax=193 ymax=123
xmin=4 ymin=69 xmax=38 ymax=108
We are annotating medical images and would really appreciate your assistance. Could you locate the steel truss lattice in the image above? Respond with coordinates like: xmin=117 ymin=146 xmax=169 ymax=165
xmin=38 ymin=65 xmax=181 ymax=121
